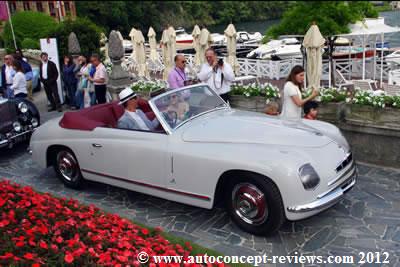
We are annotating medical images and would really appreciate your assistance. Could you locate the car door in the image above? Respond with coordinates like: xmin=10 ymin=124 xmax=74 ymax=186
xmin=81 ymin=127 xmax=168 ymax=190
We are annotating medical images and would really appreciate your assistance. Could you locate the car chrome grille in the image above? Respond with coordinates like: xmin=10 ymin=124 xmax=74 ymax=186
xmin=336 ymin=152 xmax=352 ymax=173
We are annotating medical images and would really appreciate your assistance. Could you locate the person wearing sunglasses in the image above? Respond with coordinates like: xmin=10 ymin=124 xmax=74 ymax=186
xmin=168 ymin=55 xmax=187 ymax=90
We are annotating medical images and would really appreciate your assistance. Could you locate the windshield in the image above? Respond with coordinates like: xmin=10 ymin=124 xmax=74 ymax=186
xmin=151 ymin=85 xmax=228 ymax=130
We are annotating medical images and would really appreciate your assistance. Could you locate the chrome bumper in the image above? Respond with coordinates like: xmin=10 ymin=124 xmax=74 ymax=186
xmin=0 ymin=129 xmax=35 ymax=148
xmin=287 ymin=164 xmax=357 ymax=213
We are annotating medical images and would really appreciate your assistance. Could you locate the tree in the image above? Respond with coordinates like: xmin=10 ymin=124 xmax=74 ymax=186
xmin=265 ymin=1 xmax=379 ymax=40
xmin=47 ymin=17 xmax=102 ymax=60
xmin=2 ymin=11 xmax=57 ymax=51
xmin=75 ymin=1 xmax=290 ymax=36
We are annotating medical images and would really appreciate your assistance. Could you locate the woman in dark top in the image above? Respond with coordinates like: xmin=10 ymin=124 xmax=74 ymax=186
xmin=62 ymin=55 xmax=78 ymax=109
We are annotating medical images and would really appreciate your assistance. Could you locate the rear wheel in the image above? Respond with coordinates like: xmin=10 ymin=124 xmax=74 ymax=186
xmin=53 ymin=148 xmax=84 ymax=189
xmin=226 ymin=173 xmax=285 ymax=235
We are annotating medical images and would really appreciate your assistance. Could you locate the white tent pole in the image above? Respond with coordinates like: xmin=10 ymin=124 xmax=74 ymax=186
xmin=380 ymin=32 xmax=384 ymax=87
xmin=6 ymin=2 xmax=17 ymax=50
xmin=348 ymin=39 xmax=351 ymax=80
xmin=362 ymin=35 xmax=366 ymax=80
xmin=373 ymin=35 xmax=377 ymax=81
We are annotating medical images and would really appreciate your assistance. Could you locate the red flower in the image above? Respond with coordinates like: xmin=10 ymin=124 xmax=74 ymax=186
xmin=64 ymin=253 xmax=74 ymax=264
xmin=23 ymin=253 xmax=35 ymax=260
xmin=0 ymin=219 xmax=10 ymax=227
xmin=141 ymin=228 xmax=149 ymax=235
xmin=0 ymin=198 xmax=6 ymax=207
xmin=56 ymin=236 xmax=63 ymax=244
xmin=39 ymin=240 xmax=48 ymax=249
xmin=32 ymin=264 xmax=41 ymax=267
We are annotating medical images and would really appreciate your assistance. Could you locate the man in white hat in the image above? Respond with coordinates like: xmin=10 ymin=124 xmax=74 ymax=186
xmin=117 ymin=87 xmax=159 ymax=131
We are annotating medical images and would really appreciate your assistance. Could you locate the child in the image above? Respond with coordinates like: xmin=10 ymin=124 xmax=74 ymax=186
xmin=264 ymin=102 xmax=280 ymax=116
xmin=303 ymin=101 xmax=319 ymax=120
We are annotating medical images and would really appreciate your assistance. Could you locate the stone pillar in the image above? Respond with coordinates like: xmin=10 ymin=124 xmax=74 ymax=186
xmin=107 ymin=30 xmax=134 ymax=100
xmin=68 ymin=32 xmax=81 ymax=58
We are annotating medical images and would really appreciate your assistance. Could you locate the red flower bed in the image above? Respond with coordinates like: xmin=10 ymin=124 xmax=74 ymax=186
xmin=0 ymin=180 xmax=216 ymax=266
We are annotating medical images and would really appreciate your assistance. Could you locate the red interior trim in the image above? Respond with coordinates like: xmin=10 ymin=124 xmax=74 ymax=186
xmin=81 ymin=169 xmax=211 ymax=201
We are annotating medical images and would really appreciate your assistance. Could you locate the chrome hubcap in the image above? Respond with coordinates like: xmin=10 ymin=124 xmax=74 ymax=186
xmin=57 ymin=151 xmax=79 ymax=182
xmin=232 ymin=183 xmax=267 ymax=225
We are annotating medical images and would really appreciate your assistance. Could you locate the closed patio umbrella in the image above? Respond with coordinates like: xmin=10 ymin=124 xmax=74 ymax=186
xmin=134 ymin=29 xmax=147 ymax=78
xmin=161 ymin=28 xmax=172 ymax=80
xmin=303 ymin=24 xmax=325 ymax=90
xmin=192 ymin=25 xmax=201 ymax=66
xmin=129 ymin=28 xmax=137 ymax=58
xmin=224 ymin=23 xmax=239 ymax=74
xmin=199 ymin=28 xmax=213 ymax=65
xmin=148 ymin=27 xmax=158 ymax=61
xmin=168 ymin=26 xmax=176 ymax=64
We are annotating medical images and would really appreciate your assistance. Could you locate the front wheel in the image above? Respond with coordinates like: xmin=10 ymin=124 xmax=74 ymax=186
xmin=226 ymin=173 xmax=285 ymax=235
xmin=53 ymin=148 xmax=84 ymax=189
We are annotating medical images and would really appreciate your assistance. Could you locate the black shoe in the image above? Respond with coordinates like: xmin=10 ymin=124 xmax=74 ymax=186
xmin=48 ymin=107 xmax=56 ymax=112
xmin=58 ymin=107 xmax=63 ymax=112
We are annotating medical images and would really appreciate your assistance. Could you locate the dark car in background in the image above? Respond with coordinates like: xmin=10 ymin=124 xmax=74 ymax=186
xmin=0 ymin=97 xmax=40 ymax=149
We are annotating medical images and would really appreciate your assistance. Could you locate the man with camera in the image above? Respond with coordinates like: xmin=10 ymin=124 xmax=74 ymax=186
xmin=197 ymin=48 xmax=235 ymax=102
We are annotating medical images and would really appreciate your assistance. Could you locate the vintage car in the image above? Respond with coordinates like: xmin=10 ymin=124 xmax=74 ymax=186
xmin=30 ymin=85 xmax=356 ymax=235
xmin=0 ymin=97 xmax=40 ymax=149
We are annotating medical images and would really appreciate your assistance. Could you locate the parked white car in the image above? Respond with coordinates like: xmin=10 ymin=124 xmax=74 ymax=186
xmin=29 ymin=85 xmax=356 ymax=235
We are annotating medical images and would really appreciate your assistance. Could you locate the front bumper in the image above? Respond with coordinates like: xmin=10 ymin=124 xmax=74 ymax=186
xmin=287 ymin=163 xmax=357 ymax=213
xmin=0 ymin=129 xmax=35 ymax=148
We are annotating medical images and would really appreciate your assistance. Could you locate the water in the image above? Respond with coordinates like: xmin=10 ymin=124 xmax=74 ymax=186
xmin=208 ymin=10 xmax=400 ymax=48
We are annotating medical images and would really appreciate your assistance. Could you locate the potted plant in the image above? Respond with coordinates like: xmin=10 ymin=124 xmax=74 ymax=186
xmin=316 ymin=87 xmax=348 ymax=123
xmin=345 ymin=90 xmax=400 ymax=129
xmin=230 ymin=83 xmax=280 ymax=112
xmin=130 ymin=80 xmax=167 ymax=99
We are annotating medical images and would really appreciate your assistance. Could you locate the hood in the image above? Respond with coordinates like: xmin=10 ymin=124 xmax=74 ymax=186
xmin=181 ymin=109 xmax=335 ymax=148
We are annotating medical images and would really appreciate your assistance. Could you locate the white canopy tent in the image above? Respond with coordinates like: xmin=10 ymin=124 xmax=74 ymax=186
xmin=338 ymin=17 xmax=400 ymax=85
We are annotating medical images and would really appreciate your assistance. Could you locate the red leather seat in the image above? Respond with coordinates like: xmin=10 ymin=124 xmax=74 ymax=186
xmin=60 ymin=99 xmax=157 ymax=131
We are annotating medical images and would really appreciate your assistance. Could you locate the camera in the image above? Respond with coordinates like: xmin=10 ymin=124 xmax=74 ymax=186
xmin=218 ymin=58 xmax=224 ymax=66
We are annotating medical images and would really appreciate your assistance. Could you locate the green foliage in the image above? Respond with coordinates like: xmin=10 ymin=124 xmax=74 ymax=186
xmin=76 ymin=1 xmax=289 ymax=35
xmin=47 ymin=17 xmax=102 ymax=60
xmin=21 ymin=38 xmax=40 ymax=50
xmin=2 ymin=11 xmax=56 ymax=51
xmin=265 ymin=1 xmax=379 ymax=39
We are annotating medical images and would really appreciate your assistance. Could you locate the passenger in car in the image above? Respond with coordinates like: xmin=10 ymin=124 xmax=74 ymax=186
xmin=166 ymin=93 xmax=189 ymax=121
xmin=117 ymin=88 xmax=159 ymax=131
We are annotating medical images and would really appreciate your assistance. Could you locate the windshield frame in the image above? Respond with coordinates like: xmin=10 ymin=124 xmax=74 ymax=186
xmin=148 ymin=84 xmax=229 ymax=135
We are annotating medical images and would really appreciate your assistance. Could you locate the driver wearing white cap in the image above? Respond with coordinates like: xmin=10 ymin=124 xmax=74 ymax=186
xmin=117 ymin=87 xmax=159 ymax=131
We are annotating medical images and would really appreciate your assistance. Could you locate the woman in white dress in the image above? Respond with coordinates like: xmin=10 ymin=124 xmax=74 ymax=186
xmin=281 ymin=65 xmax=319 ymax=120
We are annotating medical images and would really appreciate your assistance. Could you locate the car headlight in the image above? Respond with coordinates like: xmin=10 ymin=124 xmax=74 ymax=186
xmin=298 ymin=163 xmax=320 ymax=190
xmin=18 ymin=102 xmax=28 ymax=113
xmin=13 ymin=121 xmax=22 ymax=132
xmin=31 ymin=117 xmax=39 ymax=128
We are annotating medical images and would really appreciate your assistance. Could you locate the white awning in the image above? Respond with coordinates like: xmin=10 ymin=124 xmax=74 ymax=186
xmin=338 ymin=17 xmax=400 ymax=37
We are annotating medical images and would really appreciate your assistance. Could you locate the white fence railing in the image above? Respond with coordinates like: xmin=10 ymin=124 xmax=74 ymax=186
xmin=128 ymin=51 xmax=399 ymax=83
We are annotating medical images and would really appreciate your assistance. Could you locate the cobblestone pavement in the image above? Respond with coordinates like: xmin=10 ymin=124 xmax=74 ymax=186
xmin=1 ymin=142 xmax=399 ymax=267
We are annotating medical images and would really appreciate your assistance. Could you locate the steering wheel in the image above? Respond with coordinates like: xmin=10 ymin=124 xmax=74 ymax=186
xmin=162 ymin=111 xmax=178 ymax=127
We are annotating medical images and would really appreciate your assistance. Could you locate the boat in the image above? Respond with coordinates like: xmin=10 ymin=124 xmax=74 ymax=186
xmin=246 ymin=38 xmax=302 ymax=60
xmin=332 ymin=46 xmax=376 ymax=59
xmin=211 ymin=33 xmax=225 ymax=45
xmin=236 ymin=31 xmax=263 ymax=44
xmin=175 ymin=27 xmax=193 ymax=44
xmin=385 ymin=49 xmax=400 ymax=65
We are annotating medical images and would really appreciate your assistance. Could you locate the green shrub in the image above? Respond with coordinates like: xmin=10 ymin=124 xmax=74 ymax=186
xmin=47 ymin=17 xmax=102 ymax=60
xmin=2 ymin=11 xmax=56 ymax=51
xmin=21 ymin=38 xmax=40 ymax=50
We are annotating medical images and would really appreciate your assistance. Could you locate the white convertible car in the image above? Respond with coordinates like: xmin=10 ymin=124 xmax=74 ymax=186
xmin=30 ymin=84 xmax=356 ymax=235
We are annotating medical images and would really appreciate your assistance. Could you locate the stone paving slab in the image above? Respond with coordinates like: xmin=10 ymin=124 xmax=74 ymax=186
xmin=0 ymin=143 xmax=399 ymax=267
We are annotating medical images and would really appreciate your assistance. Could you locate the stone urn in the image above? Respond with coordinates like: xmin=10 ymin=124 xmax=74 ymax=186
xmin=107 ymin=30 xmax=134 ymax=99
xmin=68 ymin=32 xmax=81 ymax=57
